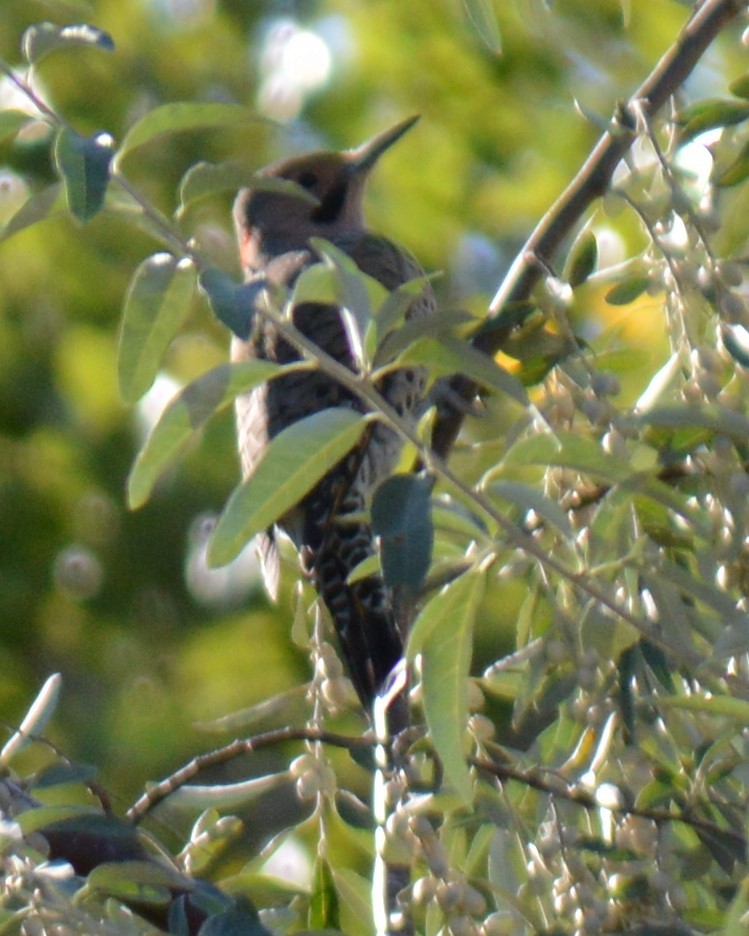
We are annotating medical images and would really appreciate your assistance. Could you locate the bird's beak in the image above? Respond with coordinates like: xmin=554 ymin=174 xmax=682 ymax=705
xmin=347 ymin=115 xmax=420 ymax=175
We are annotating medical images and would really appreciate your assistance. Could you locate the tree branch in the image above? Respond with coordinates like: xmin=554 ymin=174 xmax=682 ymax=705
xmin=430 ymin=0 xmax=749 ymax=459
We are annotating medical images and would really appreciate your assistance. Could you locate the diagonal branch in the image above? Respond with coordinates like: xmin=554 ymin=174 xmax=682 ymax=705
xmin=430 ymin=0 xmax=749 ymax=459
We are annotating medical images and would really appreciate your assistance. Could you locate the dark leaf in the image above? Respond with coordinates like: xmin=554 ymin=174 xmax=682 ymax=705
xmin=675 ymin=98 xmax=749 ymax=144
xmin=565 ymin=230 xmax=598 ymax=288
xmin=371 ymin=473 xmax=434 ymax=597
xmin=198 ymin=267 xmax=256 ymax=340
xmin=309 ymin=858 xmax=340 ymax=931
xmin=54 ymin=128 xmax=112 ymax=221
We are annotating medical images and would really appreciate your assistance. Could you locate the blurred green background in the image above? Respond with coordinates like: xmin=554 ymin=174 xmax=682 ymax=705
xmin=0 ymin=0 xmax=740 ymax=825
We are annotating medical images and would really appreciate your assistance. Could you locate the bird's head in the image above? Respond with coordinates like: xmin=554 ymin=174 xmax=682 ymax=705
xmin=234 ymin=115 xmax=419 ymax=272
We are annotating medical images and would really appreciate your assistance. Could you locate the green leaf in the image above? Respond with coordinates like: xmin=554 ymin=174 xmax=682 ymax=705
xmin=0 ymin=111 xmax=33 ymax=144
xmin=116 ymin=102 xmax=261 ymax=166
xmin=396 ymin=335 xmax=529 ymax=406
xmin=309 ymin=858 xmax=340 ymax=931
xmin=463 ymin=0 xmax=502 ymax=54
xmin=128 ymin=359 xmax=293 ymax=509
xmin=209 ymin=408 xmax=368 ymax=566
xmin=330 ymin=868 xmax=374 ymax=932
xmin=22 ymin=22 xmax=114 ymax=65
xmin=489 ymin=480 xmax=573 ymax=539
xmin=177 ymin=160 xmax=251 ymax=217
xmin=675 ymin=98 xmax=749 ymax=144
xmin=729 ymin=72 xmax=749 ymax=100
xmin=565 ymin=230 xmax=598 ymax=288
xmin=371 ymin=473 xmax=434 ymax=597
xmin=715 ymin=138 xmax=749 ymax=187
xmin=87 ymin=859 xmax=183 ymax=905
xmin=408 ymin=570 xmax=484 ymax=803
xmin=53 ymin=128 xmax=112 ymax=221
xmin=198 ymin=267 xmax=255 ymax=340
xmin=0 ymin=183 xmax=63 ymax=242
xmin=118 ymin=253 xmax=196 ymax=403
xmin=604 ymin=274 xmax=650 ymax=305
xmin=0 ymin=673 xmax=61 ymax=767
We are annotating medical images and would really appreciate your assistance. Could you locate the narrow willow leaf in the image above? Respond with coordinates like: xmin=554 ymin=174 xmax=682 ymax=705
xmin=463 ymin=0 xmax=502 ymax=53
xmin=729 ymin=72 xmax=749 ymax=100
xmin=87 ymin=859 xmax=184 ymax=903
xmin=0 ymin=673 xmax=62 ymax=767
xmin=604 ymin=274 xmax=650 ymax=305
xmin=116 ymin=102 xmax=260 ymax=166
xmin=166 ymin=772 xmax=292 ymax=811
xmin=396 ymin=335 xmax=529 ymax=405
xmin=715 ymin=139 xmax=749 ymax=187
xmin=408 ymin=570 xmax=484 ymax=803
xmin=0 ymin=183 xmax=62 ymax=242
xmin=675 ymin=98 xmax=749 ymax=144
xmin=565 ymin=230 xmax=598 ymax=288
xmin=127 ymin=359 xmax=291 ymax=509
xmin=209 ymin=408 xmax=368 ymax=566
xmin=22 ymin=22 xmax=114 ymax=64
xmin=177 ymin=160 xmax=251 ymax=217
xmin=118 ymin=253 xmax=196 ymax=403
xmin=371 ymin=473 xmax=434 ymax=596
xmin=309 ymin=858 xmax=340 ymax=931
xmin=54 ymin=128 xmax=112 ymax=221
xmin=490 ymin=480 xmax=573 ymax=538
xmin=198 ymin=267 xmax=256 ymax=340
xmin=330 ymin=868 xmax=374 ymax=931
xmin=0 ymin=111 xmax=33 ymax=144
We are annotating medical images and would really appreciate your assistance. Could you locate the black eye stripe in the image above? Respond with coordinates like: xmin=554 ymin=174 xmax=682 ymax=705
xmin=297 ymin=170 xmax=318 ymax=189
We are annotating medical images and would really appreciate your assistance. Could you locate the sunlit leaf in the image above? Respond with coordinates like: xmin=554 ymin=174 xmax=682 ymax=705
xmin=309 ymin=858 xmax=339 ymax=931
xmin=118 ymin=253 xmax=196 ymax=403
xmin=371 ymin=473 xmax=434 ymax=596
xmin=165 ymin=771 xmax=292 ymax=811
xmin=53 ymin=128 xmax=112 ymax=221
xmin=489 ymin=480 xmax=573 ymax=538
xmin=330 ymin=867 xmax=374 ymax=932
xmin=87 ymin=859 xmax=182 ymax=905
xmin=0 ymin=673 xmax=61 ymax=767
xmin=22 ymin=22 xmax=114 ymax=65
xmin=209 ymin=408 xmax=368 ymax=566
xmin=408 ymin=569 xmax=484 ymax=803
xmin=127 ymin=359 xmax=292 ymax=509
xmin=116 ymin=102 xmax=261 ymax=166
xmin=463 ymin=0 xmax=502 ymax=53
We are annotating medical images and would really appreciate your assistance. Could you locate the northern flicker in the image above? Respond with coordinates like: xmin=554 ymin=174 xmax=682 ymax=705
xmin=232 ymin=117 xmax=434 ymax=708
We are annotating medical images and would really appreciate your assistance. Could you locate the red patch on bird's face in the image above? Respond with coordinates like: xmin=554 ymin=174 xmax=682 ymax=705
xmin=238 ymin=226 xmax=257 ymax=272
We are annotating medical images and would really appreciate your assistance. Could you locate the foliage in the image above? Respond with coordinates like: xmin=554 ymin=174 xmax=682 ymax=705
xmin=3 ymin=1 xmax=749 ymax=935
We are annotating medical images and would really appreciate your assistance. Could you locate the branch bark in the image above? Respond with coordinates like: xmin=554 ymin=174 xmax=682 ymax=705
xmin=430 ymin=0 xmax=749 ymax=459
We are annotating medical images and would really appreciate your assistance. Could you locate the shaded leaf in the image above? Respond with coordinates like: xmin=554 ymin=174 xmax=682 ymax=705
xmin=408 ymin=570 xmax=484 ymax=803
xmin=116 ymin=102 xmax=260 ymax=165
xmin=0 ymin=182 xmax=63 ymax=242
xmin=54 ymin=128 xmax=112 ymax=221
xmin=87 ymin=859 xmax=184 ymax=905
xmin=729 ymin=72 xmax=749 ymax=100
xmin=371 ymin=473 xmax=434 ymax=597
xmin=177 ymin=160 xmax=251 ymax=217
xmin=199 ymin=906 xmax=271 ymax=936
xmin=565 ymin=230 xmax=597 ymax=288
xmin=209 ymin=408 xmax=368 ymax=566
xmin=199 ymin=266 xmax=256 ymax=340
xmin=715 ymin=138 xmax=749 ymax=187
xmin=22 ymin=22 xmax=114 ymax=65
xmin=489 ymin=480 xmax=573 ymax=538
xmin=675 ymin=98 xmax=749 ymax=144
xmin=127 ymin=359 xmax=292 ymax=509
xmin=0 ymin=111 xmax=33 ymax=144
xmin=604 ymin=274 xmax=650 ymax=306
xmin=118 ymin=253 xmax=196 ymax=403
xmin=396 ymin=335 xmax=529 ymax=405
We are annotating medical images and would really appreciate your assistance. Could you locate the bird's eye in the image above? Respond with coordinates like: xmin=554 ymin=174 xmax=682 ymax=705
xmin=297 ymin=170 xmax=319 ymax=190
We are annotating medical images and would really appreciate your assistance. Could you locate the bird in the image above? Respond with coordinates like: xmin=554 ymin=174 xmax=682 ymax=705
xmin=231 ymin=117 xmax=435 ymax=709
